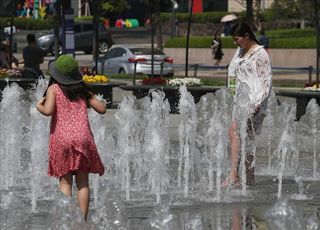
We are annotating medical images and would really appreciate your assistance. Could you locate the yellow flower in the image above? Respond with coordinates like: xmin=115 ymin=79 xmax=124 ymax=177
xmin=82 ymin=74 xmax=110 ymax=83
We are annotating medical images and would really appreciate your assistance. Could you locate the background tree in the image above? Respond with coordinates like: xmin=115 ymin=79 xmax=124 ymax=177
xmin=101 ymin=0 xmax=129 ymax=13
xmin=246 ymin=0 xmax=254 ymax=28
xmin=143 ymin=0 xmax=163 ymax=51
xmin=269 ymin=0 xmax=314 ymax=25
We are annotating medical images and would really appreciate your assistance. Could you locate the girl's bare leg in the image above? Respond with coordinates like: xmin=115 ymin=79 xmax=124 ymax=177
xmin=75 ymin=171 xmax=90 ymax=222
xmin=59 ymin=173 xmax=73 ymax=197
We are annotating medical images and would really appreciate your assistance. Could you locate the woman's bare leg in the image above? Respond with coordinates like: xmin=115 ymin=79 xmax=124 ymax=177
xmin=222 ymin=121 xmax=240 ymax=187
xmin=75 ymin=171 xmax=90 ymax=222
xmin=59 ymin=173 xmax=73 ymax=197
xmin=245 ymin=120 xmax=255 ymax=186
xmin=228 ymin=121 xmax=240 ymax=183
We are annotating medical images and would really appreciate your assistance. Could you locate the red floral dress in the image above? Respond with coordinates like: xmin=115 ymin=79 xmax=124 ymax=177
xmin=48 ymin=84 xmax=105 ymax=177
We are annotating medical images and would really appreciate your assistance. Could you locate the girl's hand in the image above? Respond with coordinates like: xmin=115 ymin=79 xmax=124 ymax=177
xmin=37 ymin=97 xmax=46 ymax=105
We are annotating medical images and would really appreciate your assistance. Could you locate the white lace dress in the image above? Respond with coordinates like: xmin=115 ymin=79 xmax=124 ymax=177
xmin=228 ymin=45 xmax=272 ymax=134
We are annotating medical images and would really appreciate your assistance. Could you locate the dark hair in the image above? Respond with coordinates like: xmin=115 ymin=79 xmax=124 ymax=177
xmin=26 ymin=34 xmax=36 ymax=43
xmin=214 ymin=33 xmax=221 ymax=40
xmin=43 ymin=77 xmax=93 ymax=105
xmin=230 ymin=22 xmax=260 ymax=44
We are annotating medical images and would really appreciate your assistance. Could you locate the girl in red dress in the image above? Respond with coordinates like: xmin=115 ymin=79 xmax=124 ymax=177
xmin=36 ymin=55 xmax=106 ymax=222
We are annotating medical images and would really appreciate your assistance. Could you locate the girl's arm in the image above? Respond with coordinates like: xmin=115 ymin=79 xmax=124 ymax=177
xmin=36 ymin=85 xmax=55 ymax=116
xmin=88 ymin=94 xmax=106 ymax=114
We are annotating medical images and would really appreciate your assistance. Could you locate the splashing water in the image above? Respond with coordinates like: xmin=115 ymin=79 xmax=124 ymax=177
xmin=0 ymin=83 xmax=30 ymax=191
xmin=233 ymin=83 xmax=253 ymax=195
xmin=142 ymin=90 xmax=171 ymax=203
xmin=29 ymin=79 xmax=53 ymax=211
xmin=265 ymin=198 xmax=303 ymax=230
xmin=1 ymin=81 xmax=320 ymax=228
xmin=275 ymin=103 xmax=297 ymax=199
xmin=177 ymin=85 xmax=199 ymax=197
xmin=115 ymin=95 xmax=143 ymax=200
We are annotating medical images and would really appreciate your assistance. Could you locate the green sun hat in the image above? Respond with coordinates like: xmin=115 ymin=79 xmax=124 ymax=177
xmin=48 ymin=55 xmax=83 ymax=85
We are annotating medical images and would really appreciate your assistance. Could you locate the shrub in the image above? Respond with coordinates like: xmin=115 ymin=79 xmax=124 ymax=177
xmin=164 ymin=28 xmax=316 ymax=49
xmin=0 ymin=17 xmax=52 ymax=30
xmin=161 ymin=11 xmax=229 ymax=23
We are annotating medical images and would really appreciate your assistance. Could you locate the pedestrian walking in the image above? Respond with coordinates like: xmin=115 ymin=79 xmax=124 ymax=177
xmin=211 ymin=33 xmax=224 ymax=66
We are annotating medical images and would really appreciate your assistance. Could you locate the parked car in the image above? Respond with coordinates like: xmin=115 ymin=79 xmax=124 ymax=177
xmin=37 ymin=21 xmax=113 ymax=56
xmin=97 ymin=45 xmax=174 ymax=77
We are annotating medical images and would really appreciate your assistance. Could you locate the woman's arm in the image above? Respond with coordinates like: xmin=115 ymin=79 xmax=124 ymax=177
xmin=88 ymin=94 xmax=106 ymax=114
xmin=36 ymin=85 xmax=55 ymax=116
xmin=253 ymin=48 xmax=272 ymax=110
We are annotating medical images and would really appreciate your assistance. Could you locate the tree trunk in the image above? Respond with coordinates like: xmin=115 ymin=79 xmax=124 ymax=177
xmin=254 ymin=0 xmax=262 ymax=31
xmin=92 ymin=0 xmax=100 ymax=73
xmin=246 ymin=0 xmax=254 ymax=29
xmin=153 ymin=0 xmax=163 ymax=51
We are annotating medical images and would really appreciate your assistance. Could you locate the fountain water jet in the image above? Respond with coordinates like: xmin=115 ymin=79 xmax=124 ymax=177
xmin=1 ymin=80 xmax=320 ymax=228
xmin=177 ymin=85 xmax=199 ymax=197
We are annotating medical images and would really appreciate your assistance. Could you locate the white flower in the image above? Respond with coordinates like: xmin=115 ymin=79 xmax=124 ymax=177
xmin=168 ymin=78 xmax=202 ymax=86
xmin=302 ymin=87 xmax=320 ymax=91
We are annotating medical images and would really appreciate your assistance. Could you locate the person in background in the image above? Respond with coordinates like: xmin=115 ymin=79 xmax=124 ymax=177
xmin=22 ymin=33 xmax=45 ymax=77
xmin=36 ymin=55 xmax=106 ymax=222
xmin=223 ymin=22 xmax=272 ymax=189
xmin=211 ymin=33 xmax=224 ymax=66
xmin=4 ymin=19 xmax=17 ymax=52
xmin=258 ymin=28 xmax=269 ymax=52
xmin=0 ymin=40 xmax=19 ymax=69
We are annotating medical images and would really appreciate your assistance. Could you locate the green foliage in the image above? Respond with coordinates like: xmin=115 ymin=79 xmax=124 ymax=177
xmin=75 ymin=16 xmax=93 ymax=21
xmin=265 ymin=28 xmax=316 ymax=38
xmin=161 ymin=11 xmax=229 ymax=23
xmin=0 ymin=17 xmax=52 ymax=30
xmin=101 ymin=0 xmax=129 ymax=13
xmin=268 ymin=0 xmax=314 ymax=21
xmin=164 ymin=28 xmax=316 ymax=49
xmin=270 ymin=37 xmax=315 ymax=48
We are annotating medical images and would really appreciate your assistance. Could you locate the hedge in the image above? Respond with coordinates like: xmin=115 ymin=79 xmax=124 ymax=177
xmin=164 ymin=28 xmax=316 ymax=49
xmin=161 ymin=11 xmax=228 ymax=23
xmin=0 ymin=17 xmax=52 ymax=30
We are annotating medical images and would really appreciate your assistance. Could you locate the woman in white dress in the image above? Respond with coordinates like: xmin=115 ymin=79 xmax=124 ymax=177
xmin=223 ymin=22 xmax=272 ymax=188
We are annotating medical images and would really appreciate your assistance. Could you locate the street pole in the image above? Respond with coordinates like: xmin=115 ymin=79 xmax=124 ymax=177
xmin=315 ymin=0 xmax=320 ymax=88
xmin=171 ymin=0 xmax=178 ymax=38
xmin=54 ymin=0 xmax=61 ymax=60
xmin=185 ymin=0 xmax=194 ymax=78
xmin=151 ymin=1 xmax=155 ymax=78
xmin=92 ymin=0 xmax=100 ymax=74
xmin=171 ymin=4 xmax=176 ymax=37
xmin=9 ymin=16 xmax=14 ymax=68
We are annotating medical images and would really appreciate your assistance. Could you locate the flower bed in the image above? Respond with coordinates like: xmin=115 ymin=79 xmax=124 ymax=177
xmin=168 ymin=78 xmax=202 ymax=87
xmin=302 ymin=82 xmax=320 ymax=91
xmin=0 ymin=68 xmax=22 ymax=78
xmin=81 ymin=67 xmax=110 ymax=83
xmin=141 ymin=77 xmax=203 ymax=86
xmin=83 ymin=74 xmax=110 ymax=83
xmin=142 ymin=77 xmax=168 ymax=85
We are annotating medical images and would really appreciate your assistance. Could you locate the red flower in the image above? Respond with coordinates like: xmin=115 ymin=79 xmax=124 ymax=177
xmin=142 ymin=77 xmax=168 ymax=85
xmin=80 ymin=66 xmax=92 ymax=76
